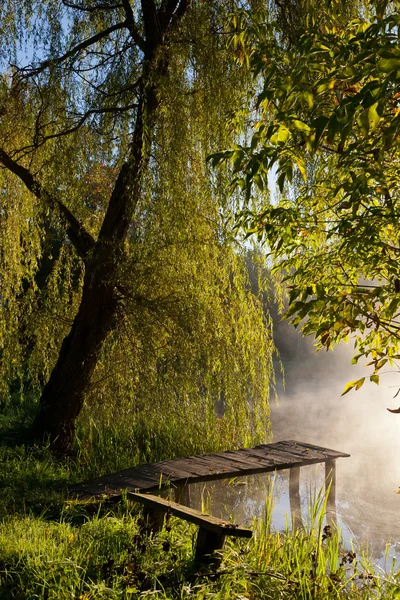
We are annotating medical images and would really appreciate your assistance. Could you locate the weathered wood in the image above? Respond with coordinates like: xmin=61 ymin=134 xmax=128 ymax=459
xmin=211 ymin=451 xmax=270 ymax=470
xmin=69 ymin=440 xmax=350 ymax=500
xmin=291 ymin=441 xmax=349 ymax=458
xmin=325 ymin=459 xmax=337 ymax=527
xmin=231 ymin=451 xmax=274 ymax=467
xmin=129 ymin=491 xmax=250 ymax=566
xmin=195 ymin=527 xmax=226 ymax=565
xmin=193 ymin=454 xmax=245 ymax=474
xmin=274 ymin=442 xmax=327 ymax=460
xmin=239 ymin=447 xmax=297 ymax=465
xmin=143 ymin=504 xmax=165 ymax=532
xmin=172 ymin=457 xmax=230 ymax=478
xmin=128 ymin=492 xmax=252 ymax=538
xmin=148 ymin=461 xmax=201 ymax=479
xmin=289 ymin=467 xmax=302 ymax=530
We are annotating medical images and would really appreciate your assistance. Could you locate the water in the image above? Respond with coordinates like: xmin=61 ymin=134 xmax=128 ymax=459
xmin=271 ymin=338 xmax=400 ymax=569
xmin=189 ymin=335 xmax=400 ymax=571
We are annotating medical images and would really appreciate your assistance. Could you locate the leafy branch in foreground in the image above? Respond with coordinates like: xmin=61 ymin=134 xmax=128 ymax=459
xmin=213 ymin=1 xmax=400 ymax=396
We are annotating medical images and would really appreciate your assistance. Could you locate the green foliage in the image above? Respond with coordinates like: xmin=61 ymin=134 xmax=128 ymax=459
xmin=0 ymin=1 xmax=277 ymax=447
xmin=215 ymin=0 xmax=400 ymax=390
xmin=1 ymin=511 xmax=398 ymax=598
xmin=2 ymin=512 xmax=387 ymax=599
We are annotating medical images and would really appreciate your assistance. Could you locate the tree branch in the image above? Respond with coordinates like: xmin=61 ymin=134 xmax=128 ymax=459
xmin=0 ymin=149 xmax=96 ymax=260
xmin=159 ymin=0 xmax=189 ymax=32
xmin=61 ymin=0 xmax=123 ymax=11
xmin=140 ymin=0 xmax=163 ymax=57
xmin=16 ymin=21 xmax=128 ymax=81
xmin=28 ymin=102 xmax=139 ymax=150
xmin=158 ymin=0 xmax=179 ymax=31
xmin=160 ymin=0 xmax=190 ymax=47
xmin=120 ymin=0 xmax=147 ymax=53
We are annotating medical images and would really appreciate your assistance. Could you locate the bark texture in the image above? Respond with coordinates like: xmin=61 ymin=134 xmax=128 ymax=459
xmin=31 ymin=259 xmax=119 ymax=454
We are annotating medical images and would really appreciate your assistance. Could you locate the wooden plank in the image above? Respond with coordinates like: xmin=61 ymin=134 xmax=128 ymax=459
xmin=237 ymin=448 xmax=290 ymax=464
xmin=198 ymin=454 xmax=247 ymax=471
xmin=255 ymin=445 xmax=320 ymax=463
xmin=290 ymin=440 xmax=349 ymax=457
xmin=233 ymin=449 xmax=279 ymax=467
xmin=211 ymin=450 xmax=299 ymax=472
xmin=142 ymin=462 xmax=201 ymax=480
xmin=256 ymin=444 xmax=345 ymax=468
xmin=128 ymin=492 xmax=252 ymax=538
xmin=242 ymin=447 xmax=300 ymax=465
xmin=69 ymin=440 xmax=351 ymax=499
xmin=287 ymin=441 xmax=350 ymax=458
xmin=239 ymin=449 xmax=336 ymax=473
xmin=253 ymin=449 xmax=304 ymax=467
xmin=107 ymin=475 xmax=160 ymax=490
xmin=168 ymin=458 xmax=224 ymax=478
xmin=155 ymin=451 xmax=304 ymax=483
xmin=275 ymin=441 xmax=342 ymax=463
xmin=100 ymin=468 xmax=160 ymax=485
xmin=183 ymin=455 xmax=244 ymax=475
xmin=73 ymin=468 xmax=159 ymax=488
xmin=69 ymin=471 xmax=163 ymax=499
xmin=211 ymin=451 xmax=274 ymax=471
xmin=273 ymin=441 xmax=327 ymax=459
xmin=154 ymin=456 xmax=238 ymax=479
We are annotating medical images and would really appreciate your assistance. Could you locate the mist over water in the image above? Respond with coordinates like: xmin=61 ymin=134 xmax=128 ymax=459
xmin=272 ymin=331 xmax=400 ymax=561
xmin=190 ymin=324 xmax=400 ymax=566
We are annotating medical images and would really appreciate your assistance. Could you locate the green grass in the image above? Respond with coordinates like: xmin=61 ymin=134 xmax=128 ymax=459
xmin=3 ymin=506 xmax=400 ymax=599
xmin=1 ymin=400 xmax=400 ymax=599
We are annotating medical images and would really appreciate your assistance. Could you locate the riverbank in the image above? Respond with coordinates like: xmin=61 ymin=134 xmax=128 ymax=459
xmin=1 ymin=410 xmax=399 ymax=599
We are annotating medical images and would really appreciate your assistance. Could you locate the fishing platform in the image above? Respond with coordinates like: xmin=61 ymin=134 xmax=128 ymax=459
xmin=70 ymin=440 xmax=349 ymax=564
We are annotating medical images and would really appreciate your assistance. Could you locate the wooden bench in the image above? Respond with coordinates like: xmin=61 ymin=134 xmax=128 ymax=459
xmin=128 ymin=491 xmax=252 ymax=565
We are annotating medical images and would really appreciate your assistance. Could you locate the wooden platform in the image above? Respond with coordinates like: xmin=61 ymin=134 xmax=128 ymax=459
xmin=69 ymin=440 xmax=350 ymax=500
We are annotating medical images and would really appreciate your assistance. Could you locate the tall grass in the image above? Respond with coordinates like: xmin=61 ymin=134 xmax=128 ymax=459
xmin=1 ymin=401 xmax=400 ymax=598
xmin=2 ymin=503 xmax=400 ymax=599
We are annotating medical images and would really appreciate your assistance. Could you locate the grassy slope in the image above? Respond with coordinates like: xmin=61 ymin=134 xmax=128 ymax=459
xmin=1 ymin=403 xmax=400 ymax=599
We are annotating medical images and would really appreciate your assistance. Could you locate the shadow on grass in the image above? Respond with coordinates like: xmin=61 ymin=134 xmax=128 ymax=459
xmin=0 ymin=398 xmax=73 ymax=519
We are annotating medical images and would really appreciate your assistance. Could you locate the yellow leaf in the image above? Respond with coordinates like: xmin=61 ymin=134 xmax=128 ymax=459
xmin=342 ymin=377 xmax=365 ymax=396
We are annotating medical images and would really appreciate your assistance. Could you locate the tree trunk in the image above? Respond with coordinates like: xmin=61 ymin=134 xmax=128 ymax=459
xmin=32 ymin=78 xmax=157 ymax=455
xmin=28 ymin=1 xmax=190 ymax=454
xmin=31 ymin=256 xmax=119 ymax=454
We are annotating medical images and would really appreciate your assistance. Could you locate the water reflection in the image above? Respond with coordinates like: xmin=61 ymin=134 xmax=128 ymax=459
xmin=178 ymin=331 xmax=400 ymax=571
xmin=185 ymin=466 xmax=399 ymax=570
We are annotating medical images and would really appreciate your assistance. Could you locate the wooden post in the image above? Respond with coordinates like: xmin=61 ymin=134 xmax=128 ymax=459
xmin=143 ymin=505 xmax=165 ymax=533
xmin=195 ymin=527 xmax=226 ymax=566
xmin=175 ymin=482 xmax=191 ymax=507
xmin=325 ymin=459 xmax=337 ymax=527
xmin=289 ymin=467 xmax=302 ymax=530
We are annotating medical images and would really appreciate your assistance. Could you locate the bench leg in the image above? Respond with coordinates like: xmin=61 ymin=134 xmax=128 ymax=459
xmin=143 ymin=506 xmax=165 ymax=533
xmin=289 ymin=467 xmax=302 ymax=530
xmin=195 ymin=527 xmax=226 ymax=566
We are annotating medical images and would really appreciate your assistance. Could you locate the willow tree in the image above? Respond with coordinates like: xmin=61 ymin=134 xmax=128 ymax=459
xmin=0 ymin=1 xmax=278 ymax=454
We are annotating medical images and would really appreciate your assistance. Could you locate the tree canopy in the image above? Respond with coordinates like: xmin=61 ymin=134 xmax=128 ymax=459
xmin=0 ymin=0 xmax=277 ymax=454
xmin=212 ymin=0 xmax=400 ymax=397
